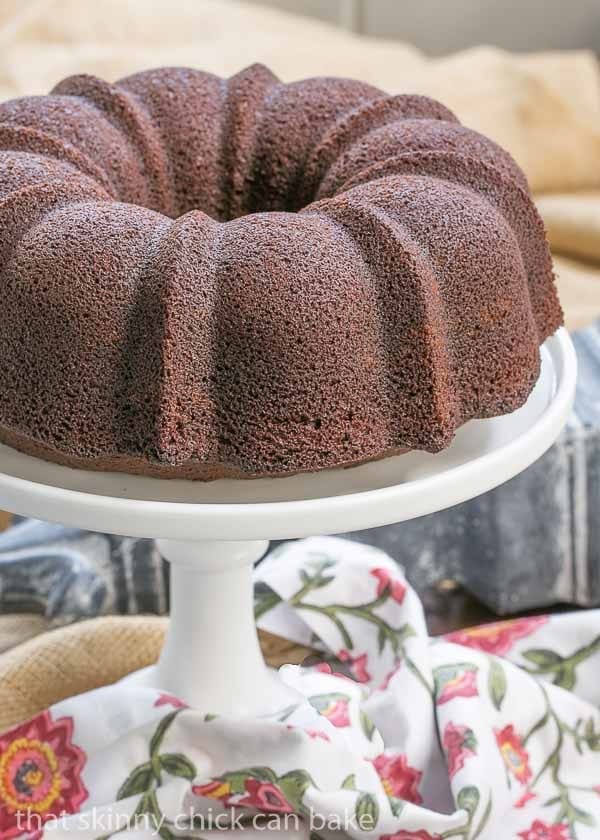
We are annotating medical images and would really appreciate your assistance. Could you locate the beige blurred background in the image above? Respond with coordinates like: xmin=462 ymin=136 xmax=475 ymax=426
xmin=0 ymin=0 xmax=599 ymax=328
xmin=248 ymin=0 xmax=600 ymax=53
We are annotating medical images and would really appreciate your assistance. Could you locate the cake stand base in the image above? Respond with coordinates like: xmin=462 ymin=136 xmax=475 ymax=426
xmin=129 ymin=539 xmax=301 ymax=714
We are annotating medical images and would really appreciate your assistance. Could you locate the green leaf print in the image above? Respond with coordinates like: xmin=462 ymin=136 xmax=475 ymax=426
xmin=488 ymin=659 xmax=507 ymax=710
xmin=583 ymin=717 xmax=600 ymax=751
xmin=278 ymin=769 xmax=314 ymax=811
xmin=360 ymin=709 xmax=376 ymax=741
xmin=220 ymin=766 xmax=278 ymax=794
xmin=254 ymin=582 xmax=282 ymax=620
xmin=521 ymin=633 xmax=600 ymax=690
xmin=111 ymin=710 xmax=194 ymax=839
xmin=457 ymin=785 xmax=480 ymax=817
xmin=117 ymin=761 xmax=153 ymax=799
xmin=149 ymin=710 xmax=180 ymax=758
xmin=524 ymin=684 xmax=598 ymax=835
xmin=355 ymin=791 xmax=379 ymax=831
xmin=160 ymin=753 xmax=196 ymax=780
xmin=522 ymin=649 xmax=563 ymax=668
xmin=289 ymin=563 xmax=421 ymax=667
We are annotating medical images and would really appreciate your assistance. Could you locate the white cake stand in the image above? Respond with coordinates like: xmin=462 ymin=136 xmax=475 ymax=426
xmin=0 ymin=329 xmax=576 ymax=715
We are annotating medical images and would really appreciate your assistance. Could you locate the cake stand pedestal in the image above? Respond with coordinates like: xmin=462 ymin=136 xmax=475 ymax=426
xmin=0 ymin=329 xmax=576 ymax=715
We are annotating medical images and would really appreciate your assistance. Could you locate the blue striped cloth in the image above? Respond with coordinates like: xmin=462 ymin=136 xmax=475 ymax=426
xmin=346 ymin=322 xmax=600 ymax=612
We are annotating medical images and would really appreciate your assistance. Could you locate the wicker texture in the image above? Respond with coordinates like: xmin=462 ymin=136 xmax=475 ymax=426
xmin=0 ymin=617 xmax=312 ymax=730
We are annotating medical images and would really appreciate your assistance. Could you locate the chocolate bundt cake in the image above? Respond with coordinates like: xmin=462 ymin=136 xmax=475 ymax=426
xmin=0 ymin=64 xmax=562 ymax=480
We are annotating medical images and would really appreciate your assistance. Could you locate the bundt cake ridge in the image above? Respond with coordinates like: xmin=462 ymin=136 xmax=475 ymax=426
xmin=0 ymin=64 xmax=563 ymax=479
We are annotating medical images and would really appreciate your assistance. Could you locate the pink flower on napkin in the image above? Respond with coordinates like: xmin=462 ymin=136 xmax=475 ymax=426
xmin=380 ymin=830 xmax=441 ymax=840
xmin=372 ymin=752 xmax=423 ymax=805
xmin=371 ymin=568 xmax=407 ymax=604
xmin=238 ymin=779 xmax=295 ymax=813
xmin=435 ymin=668 xmax=478 ymax=705
xmin=338 ymin=650 xmax=371 ymax=683
xmin=305 ymin=729 xmax=330 ymax=741
xmin=379 ymin=661 xmax=402 ymax=691
xmin=442 ymin=722 xmax=477 ymax=778
xmin=518 ymin=820 xmax=570 ymax=840
xmin=445 ymin=616 xmax=548 ymax=656
xmin=324 ymin=698 xmax=350 ymax=727
xmin=193 ymin=777 xmax=294 ymax=814
xmin=194 ymin=779 xmax=233 ymax=803
xmin=0 ymin=710 xmax=88 ymax=839
xmin=515 ymin=790 xmax=537 ymax=809
xmin=495 ymin=725 xmax=532 ymax=785
xmin=154 ymin=693 xmax=188 ymax=710
xmin=309 ymin=693 xmax=351 ymax=727
xmin=285 ymin=725 xmax=330 ymax=742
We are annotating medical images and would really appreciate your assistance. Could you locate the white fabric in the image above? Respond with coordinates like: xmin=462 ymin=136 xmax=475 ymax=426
xmin=3 ymin=537 xmax=600 ymax=840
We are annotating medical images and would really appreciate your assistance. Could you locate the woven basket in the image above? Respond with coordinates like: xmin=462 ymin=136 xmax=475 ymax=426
xmin=0 ymin=616 xmax=313 ymax=731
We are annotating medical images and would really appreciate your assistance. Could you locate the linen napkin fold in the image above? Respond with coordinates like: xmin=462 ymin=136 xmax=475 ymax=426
xmin=537 ymin=193 xmax=600 ymax=265
xmin=2 ymin=0 xmax=600 ymax=196
xmin=553 ymin=256 xmax=600 ymax=331
xmin=2 ymin=537 xmax=600 ymax=839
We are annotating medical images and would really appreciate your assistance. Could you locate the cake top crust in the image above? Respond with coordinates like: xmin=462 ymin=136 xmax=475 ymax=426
xmin=0 ymin=64 xmax=562 ymax=479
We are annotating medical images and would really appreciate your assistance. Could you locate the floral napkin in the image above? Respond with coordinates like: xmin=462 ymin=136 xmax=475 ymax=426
xmin=2 ymin=537 xmax=600 ymax=840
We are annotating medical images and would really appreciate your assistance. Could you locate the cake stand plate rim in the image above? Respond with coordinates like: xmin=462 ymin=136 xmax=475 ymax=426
xmin=0 ymin=328 xmax=577 ymax=541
